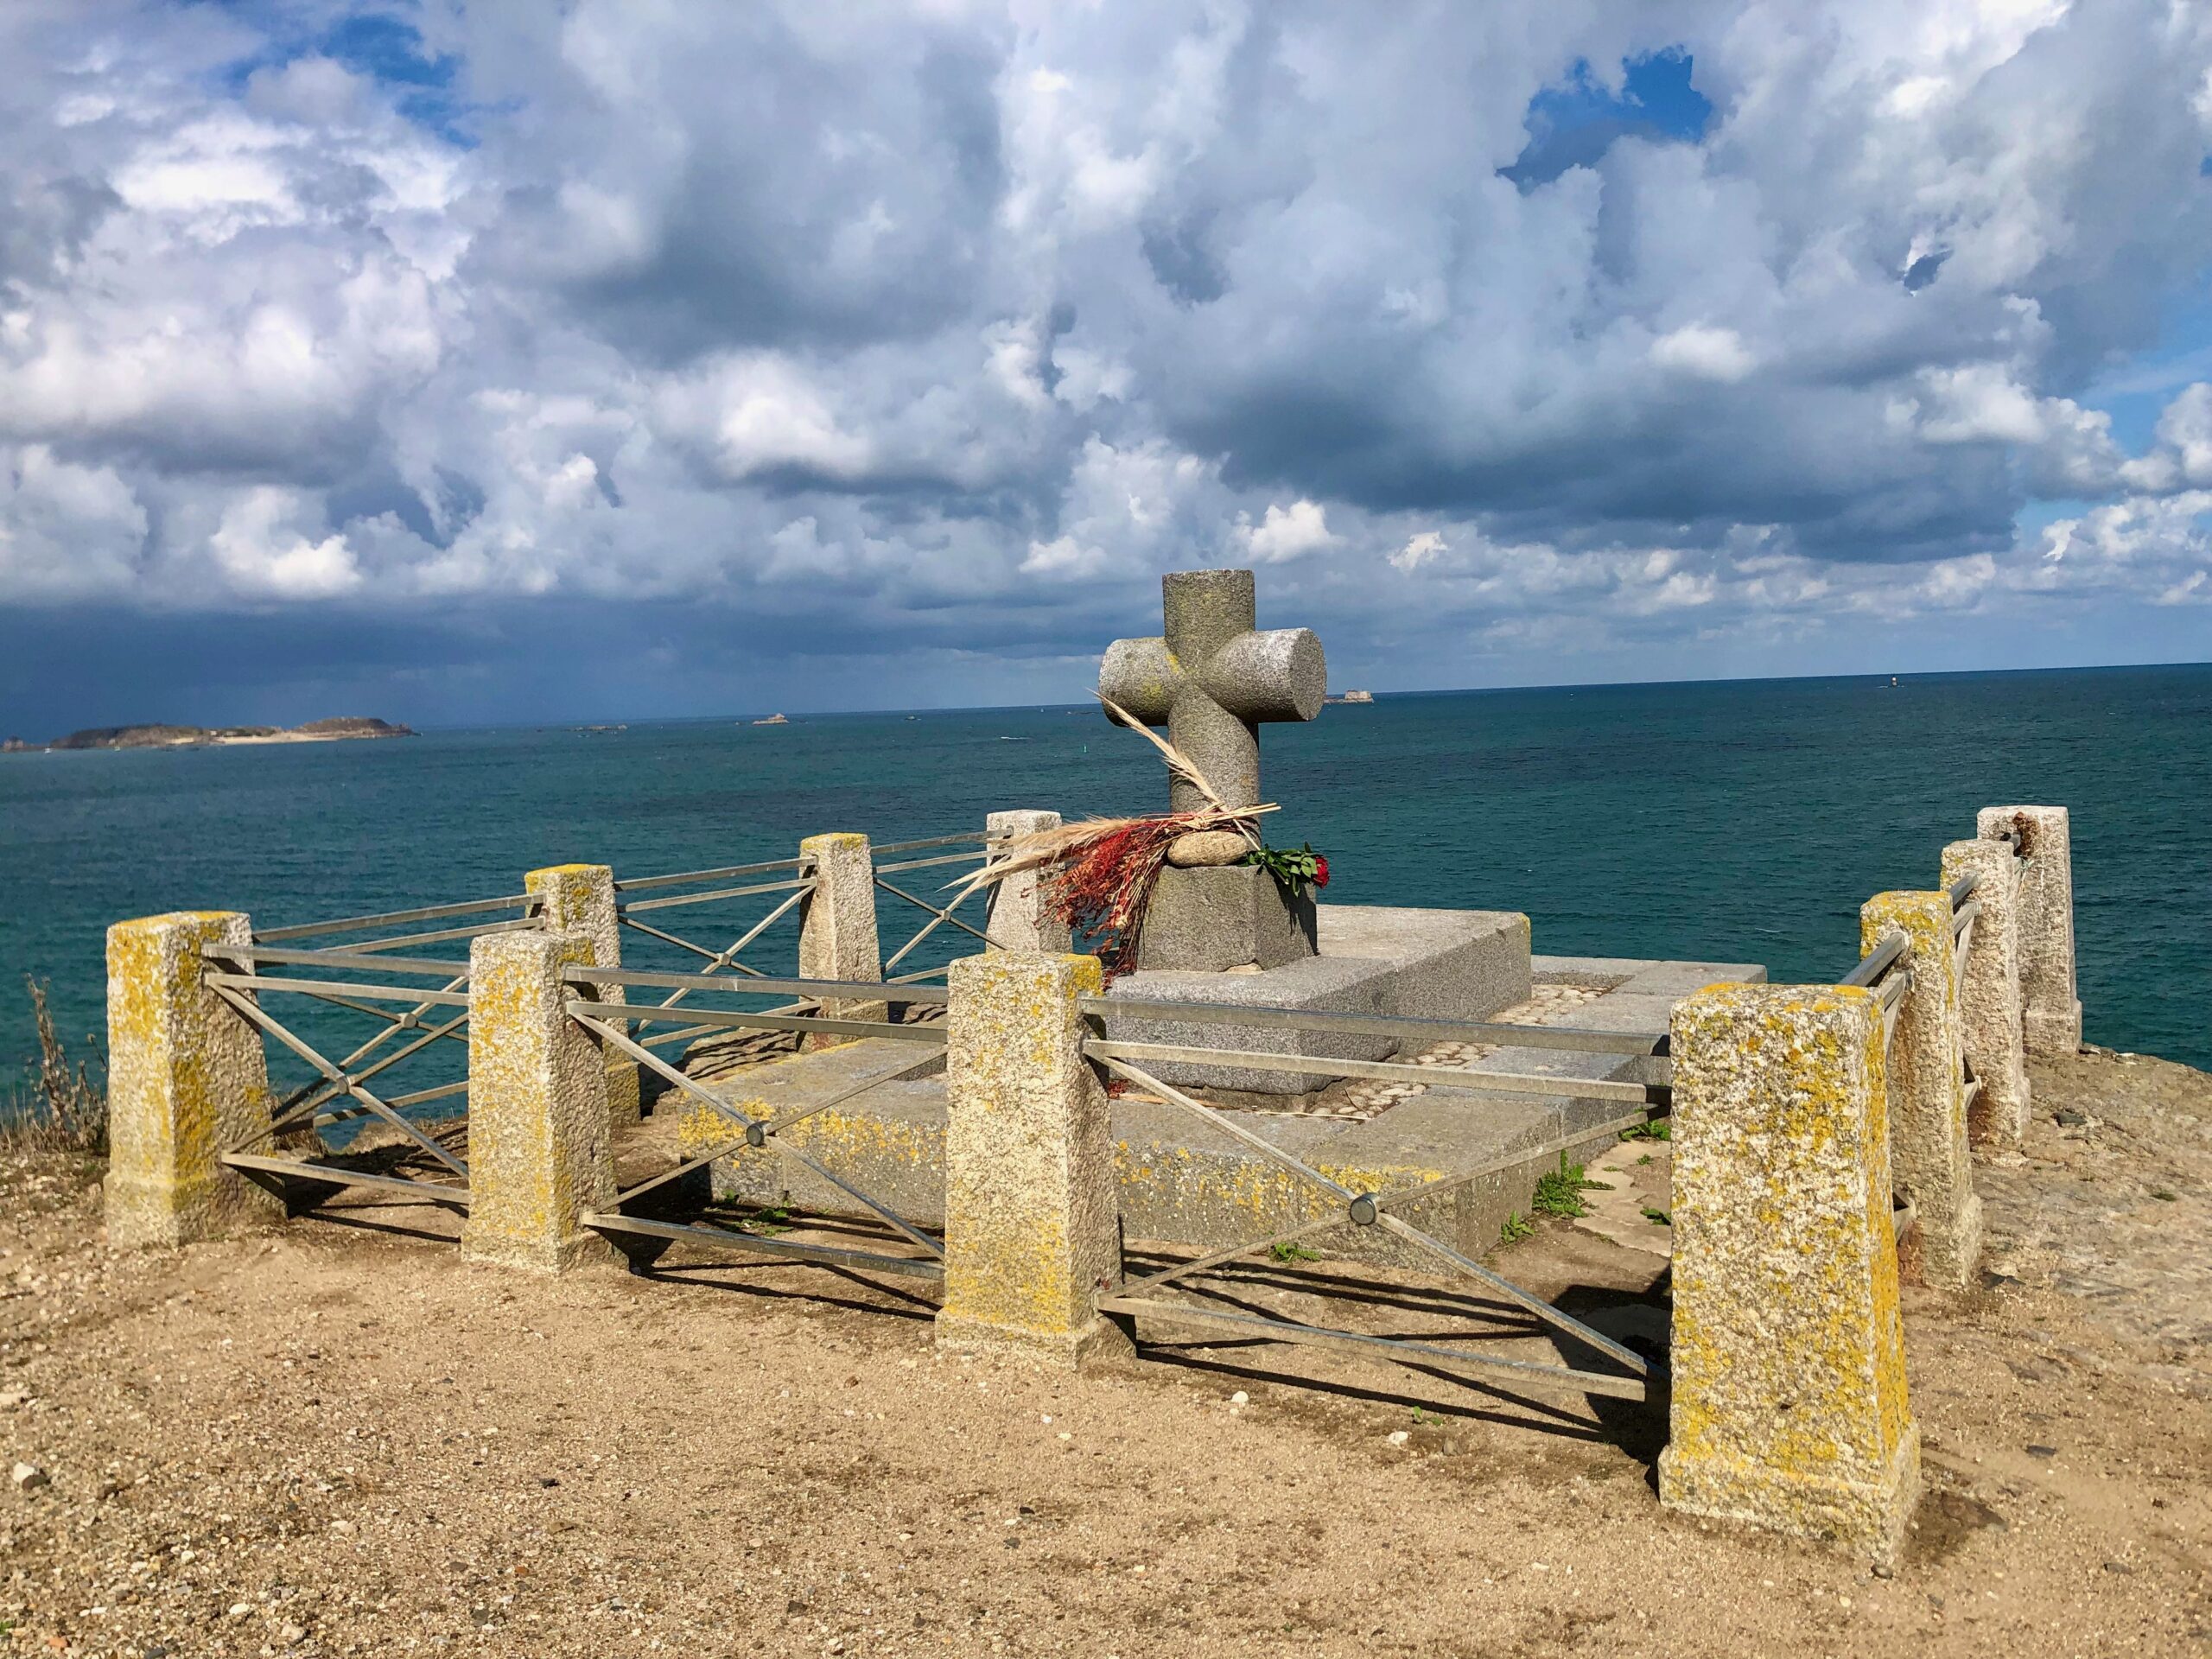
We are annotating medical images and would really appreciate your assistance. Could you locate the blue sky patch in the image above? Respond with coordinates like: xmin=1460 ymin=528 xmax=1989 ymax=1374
xmin=1503 ymin=50 xmax=1713 ymax=189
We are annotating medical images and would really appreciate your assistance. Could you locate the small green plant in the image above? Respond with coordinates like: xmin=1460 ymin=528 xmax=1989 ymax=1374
xmin=1532 ymin=1152 xmax=1606 ymax=1219
xmin=1410 ymin=1406 xmax=1429 ymax=1426
xmin=1499 ymin=1210 xmax=1535 ymax=1243
xmin=1641 ymin=1205 xmax=1672 ymax=1227
xmin=1636 ymin=1154 xmax=1654 ymax=1166
xmin=741 ymin=1205 xmax=794 ymax=1236
xmin=1268 ymin=1241 xmax=1323 ymax=1263
xmin=1619 ymin=1117 xmax=1672 ymax=1142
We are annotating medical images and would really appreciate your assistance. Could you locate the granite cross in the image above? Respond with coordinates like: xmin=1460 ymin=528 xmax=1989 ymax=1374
xmin=1098 ymin=568 xmax=1326 ymax=814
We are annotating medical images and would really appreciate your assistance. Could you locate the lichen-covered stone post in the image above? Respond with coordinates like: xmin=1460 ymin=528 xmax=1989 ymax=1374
xmin=525 ymin=863 xmax=639 ymax=1127
xmin=1978 ymin=804 xmax=2080 ymax=1056
xmin=983 ymin=810 xmax=1071 ymax=954
xmin=798 ymin=832 xmax=886 ymax=1047
xmin=105 ymin=912 xmax=283 ymax=1248
xmin=1861 ymin=893 xmax=1983 ymax=1290
xmin=1940 ymin=840 xmax=2031 ymax=1149
xmin=937 ymin=950 xmax=1127 ymax=1366
xmin=1660 ymin=983 xmax=1920 ymax=1558
xmin=461 ymin=930 xmax=615 ymax=1274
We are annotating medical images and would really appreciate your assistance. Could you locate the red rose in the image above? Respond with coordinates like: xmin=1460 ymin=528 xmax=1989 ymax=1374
xmin=1313 ymin=855 xmax=1330 ymax=888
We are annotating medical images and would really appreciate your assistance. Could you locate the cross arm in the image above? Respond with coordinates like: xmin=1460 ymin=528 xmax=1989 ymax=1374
xmin=1199 ymin=627 xmax=1325 ymax=722
xmin=1099 ymin=635 xmax=1180 ymax=725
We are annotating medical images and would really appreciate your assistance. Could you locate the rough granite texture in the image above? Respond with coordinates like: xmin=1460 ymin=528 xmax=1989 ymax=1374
xmin=1099 ymin=568 xmax=1325 ymax=969
xmin=1097 ymin=567 xmax=1325 ymax=815
xmin=982 ymin=810 xmax=1071 ymax=954
xmin=525 ymin=863 xmax=639 ymax=1128
xmin=105 ymin=912 xmax=283 ymax=1249
xmin=1659 ymin=982 xmax=1919 ymax=1559
xmin=798 ymin=832 xmax=886 ymax=1046
xmin=1941 ymin=838 xmax=2031 ymax=1148
xmin=1978 ymin=804 xmax=2081 ymax=1056
xmin=1135 ymin=864 xmax=1316 ymax=972
xmin=1108 ymin=905 xmax=1529 ymax=1092
xmin=1860 ymin=892 xmax=1983 ymax=1290
xmin=460 ymin=930 xmax=615 ymax=1274
xmin=936 ymin=952 xmax=1127 ymax=1367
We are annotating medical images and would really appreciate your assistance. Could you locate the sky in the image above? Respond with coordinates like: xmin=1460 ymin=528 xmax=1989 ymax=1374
xmin=1 ymin=0 xmax=2210 ymax=734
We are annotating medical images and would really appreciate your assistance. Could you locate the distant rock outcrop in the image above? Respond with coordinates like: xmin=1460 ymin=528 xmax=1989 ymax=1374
xmin=39 ymin=718 xmax=416 ymax=752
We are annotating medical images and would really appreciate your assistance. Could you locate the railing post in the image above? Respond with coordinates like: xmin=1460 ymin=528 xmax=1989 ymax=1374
xmin=1977 ymin=805 xmax=2080 ymax=1056
xmin=525 ymin=864 xmax=639 ymax=1127
xmin=936 ymin=950 xmax=1127 ymax=1367
xmin=983 ymin=810 xmax=1071 ymax=953
xmin=798 ymin=832 xmax=885 ymax=1046
xmin=460 ymin=930 xmax=615 ymax=1274
xmin=1940 ymin=841 xmax=2031 ymax=1149
xmin=1860 ymin=893 xmax=1982 ymax=1289
xmin=105 ymin=912 xmax=283 ymax=1248
xmin=1661 ymin=983 xmax=1919 ymax=1559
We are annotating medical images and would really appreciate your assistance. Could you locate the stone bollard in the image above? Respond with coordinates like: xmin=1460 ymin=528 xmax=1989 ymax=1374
xmin=983 ymin=810 xmax=1071 ymax=954
xmin=460 ymin=930 xmax=616 ymax=1274
xmin=1861 ymin=893 xmax=1983 ymax=1290
xmin=105 ymin=912 xmax=283 ymax=1248
xmin=936 ymin=951 xmax=1128 ymax=1366
xmin=526 ymin=864 xmax=639 ymax=1128
xmin=798 ymin=832 xmax=887 ymax=1047
xmin=1940 ymin=841 xmax=2031 ymax=1149
xmin=1977 ymin=805 xmax=2080 ymax=1056
xmin=1661 ymin=983 xmax=1920 ymax=1559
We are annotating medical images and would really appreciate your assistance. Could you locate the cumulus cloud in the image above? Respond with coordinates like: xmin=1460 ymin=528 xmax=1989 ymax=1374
xmin=1649 ymin=324 xmax=1756 ymax=383
xmin=1239 ymin=499 xmax=1335 ymax=563
xmin=1 ymin=0 xmax=2210 ymax=721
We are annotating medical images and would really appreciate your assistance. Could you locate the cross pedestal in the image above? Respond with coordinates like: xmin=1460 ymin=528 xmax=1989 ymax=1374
xmin=1100 ymin=569 xmax=1325 ymax=971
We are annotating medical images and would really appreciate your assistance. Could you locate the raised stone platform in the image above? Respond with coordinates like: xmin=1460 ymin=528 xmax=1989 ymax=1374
xmin=1103 ymin=903 xmax=1534 ymax=1093
xmin=695 ymin=950 xmax=1765 ymax=1265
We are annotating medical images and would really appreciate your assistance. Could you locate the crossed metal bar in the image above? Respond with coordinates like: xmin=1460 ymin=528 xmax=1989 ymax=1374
xmin=875 ymin=868 xmax=992 ymax=979
xmin=201 ymin=945 xmax=476 ymax=1148
xmin=203 ymin=971 xmax=470 ymax=1184
xmin=1088 ymin=1049 xmax=1656 ymax=1403
xmin=565 ymin=999 xmax=945 ymax=1268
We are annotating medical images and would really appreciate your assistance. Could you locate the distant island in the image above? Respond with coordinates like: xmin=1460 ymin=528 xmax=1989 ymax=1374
xmin=4 ymin=716 xmax=416 ymax=753
xmin=1325 ymin=689 xmax=1375 ymax=705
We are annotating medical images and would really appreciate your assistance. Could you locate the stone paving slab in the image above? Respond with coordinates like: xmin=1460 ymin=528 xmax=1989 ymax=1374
xmin=1102 ymin=904 xmax=1530 ymax=1092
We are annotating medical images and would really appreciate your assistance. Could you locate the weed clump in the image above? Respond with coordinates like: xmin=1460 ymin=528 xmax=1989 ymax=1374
xmin=3 ymin=977 xmax=106 ymax=1155
xmin=1532 ymin=1151 xmax=1608 ymax=1219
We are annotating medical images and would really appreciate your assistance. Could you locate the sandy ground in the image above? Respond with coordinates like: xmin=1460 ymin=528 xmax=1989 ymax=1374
xmin=2 ymin=1048 xmax=2209 ymax=1657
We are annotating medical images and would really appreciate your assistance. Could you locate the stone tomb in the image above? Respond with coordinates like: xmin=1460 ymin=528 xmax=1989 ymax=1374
xmin=699 ymin=563 xmax=1762 ymax=1251
xmin=705 ymin=952 xmax=1764 ymax=1265
xmin=1097 ymin=567 xmax=1524 ymax=1090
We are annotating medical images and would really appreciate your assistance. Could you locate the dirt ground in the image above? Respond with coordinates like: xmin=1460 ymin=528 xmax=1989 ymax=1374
xmin=2 ymin=1049 xmax=2208 ymax=1657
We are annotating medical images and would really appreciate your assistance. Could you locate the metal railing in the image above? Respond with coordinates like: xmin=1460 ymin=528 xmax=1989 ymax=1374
xmin=1070 ymin=992 xmax=1667 ymax=1403
xmin=870 ymin=831 xmax=996 ymax=985
xmin=561 ymin=962 xmax=948 ymax=1280
xmin=196 ymin=939 xmax=478 ymax=1208
xmin=1841 ymin=930 xmax=1912 ymax=1052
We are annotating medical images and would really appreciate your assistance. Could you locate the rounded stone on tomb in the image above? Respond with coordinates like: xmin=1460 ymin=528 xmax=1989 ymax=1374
xmin=1165 ymin=830 xmax=1249 ymax=868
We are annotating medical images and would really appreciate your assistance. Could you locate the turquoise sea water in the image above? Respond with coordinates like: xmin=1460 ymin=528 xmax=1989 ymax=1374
xmin=2 ymin=664 xmax=2207 ymax=1084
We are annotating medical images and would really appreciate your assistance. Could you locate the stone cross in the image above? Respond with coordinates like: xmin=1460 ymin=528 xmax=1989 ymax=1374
xmin=1098 ymin=568 xmax=1325 ymax=813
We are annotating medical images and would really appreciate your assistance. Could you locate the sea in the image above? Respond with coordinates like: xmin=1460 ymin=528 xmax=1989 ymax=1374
xmin=3 ymin=664 xmax=2208 ymax=1091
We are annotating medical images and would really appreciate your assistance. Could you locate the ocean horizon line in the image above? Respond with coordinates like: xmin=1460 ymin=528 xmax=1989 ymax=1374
xmin=6 ymin=653 xmax=2209 ymax=746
